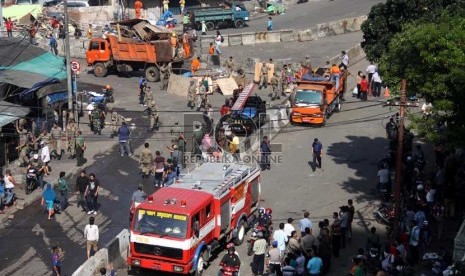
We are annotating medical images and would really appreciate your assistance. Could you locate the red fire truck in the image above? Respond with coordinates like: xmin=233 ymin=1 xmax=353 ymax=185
xmin=127 ymin=162 xmax=261 ymax=275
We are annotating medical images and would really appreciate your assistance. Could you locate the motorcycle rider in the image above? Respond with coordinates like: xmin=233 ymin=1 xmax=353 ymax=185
xmin=104 ymin=84 xmax=114 ymax=103
xmin=28 ymin=153 xmax=46 ymax=190
xmin=219 ymin=243 xmax=240 ymax=276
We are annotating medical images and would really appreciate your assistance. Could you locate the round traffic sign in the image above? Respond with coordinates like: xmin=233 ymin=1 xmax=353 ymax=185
xmin=71 ymin=60 xmax=80 ymax=72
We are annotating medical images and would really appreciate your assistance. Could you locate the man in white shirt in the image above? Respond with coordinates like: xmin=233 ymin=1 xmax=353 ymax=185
xmin=283 ymin=217 xmax=295 ymax=239
xmin=272 ymin=222 xmax=288 ymax=255
xmin=340 ymin=50 xmax=349 ymax=69
xmin=84 ymin=216 xmax=99 ymax=259
xmin=366 ymin=62 xmax=377 ymax=83
xmin=372 ymin=71 xmax=382 ymax=97
xmin=40 ymin=141 xmax=51 ymax=164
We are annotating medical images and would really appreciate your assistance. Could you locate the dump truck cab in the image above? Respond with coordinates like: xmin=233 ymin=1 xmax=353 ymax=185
xmin=86 ymin=38 xmax=111 ymax=67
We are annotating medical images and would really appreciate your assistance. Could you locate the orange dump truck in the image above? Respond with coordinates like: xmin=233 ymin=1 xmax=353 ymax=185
xmin=290 ymin=73 xmax=347 ymax=126
xmin=86 ymin=28 xmax=192 ymax=81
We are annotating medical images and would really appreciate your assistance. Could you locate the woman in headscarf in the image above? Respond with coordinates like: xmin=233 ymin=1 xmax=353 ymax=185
xmin=41 ymin=184 xmax=56 ymax=220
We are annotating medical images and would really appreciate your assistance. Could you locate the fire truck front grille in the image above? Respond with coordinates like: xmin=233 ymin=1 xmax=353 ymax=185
xmin=134 ymin=242 xmax=183 ymax=260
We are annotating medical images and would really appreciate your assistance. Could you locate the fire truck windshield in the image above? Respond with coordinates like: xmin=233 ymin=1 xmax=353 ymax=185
xmin=134 ymin=209 xmax=188 ymax=238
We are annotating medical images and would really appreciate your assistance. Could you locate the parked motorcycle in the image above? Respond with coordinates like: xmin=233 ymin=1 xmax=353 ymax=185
xmin=219 ymin=265 xmax=239 ymax=276
xmin=373 ymin=203 xmax=394 ymax=226
xmin=26 ymin=168 xmax=38 ymax=195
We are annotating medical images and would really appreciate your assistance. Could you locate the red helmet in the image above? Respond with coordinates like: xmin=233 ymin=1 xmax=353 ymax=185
xmin=226 ymin=242 xmax=234 ymax=249
xmin=265 ymin=208 xmax=272 ymax=215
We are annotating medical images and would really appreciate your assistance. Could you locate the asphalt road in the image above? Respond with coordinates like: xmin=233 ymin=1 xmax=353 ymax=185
xmin=0 ymin=2 xmax=386 ymax=274
xmin=207 ymin=0 xmax=384 ymax=35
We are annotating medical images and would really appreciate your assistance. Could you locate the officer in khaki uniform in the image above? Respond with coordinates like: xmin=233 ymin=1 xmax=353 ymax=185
xmin=66 ymin=119 xmax=78 ymax=158
xmin=37 ymin=129 xmax=52 ymax=146
xmin=148 ymin=101 xmax=159 ymax=132
xmin=224 ymin=56 xmax=235 ymax=76
xmin=160 ymin=63 xmax=171 ymax=91
xmin=139 ymin=142 xmax=153 ymax=178
xmin=187 ymin=79 xmax=196 ymax=109
xmin=270 ymin=73 xmax=280 ymax=100
xmin=144 ymin=86 xmax=153 ymax=107
xmin=108 ymin=106 xmax=120 ymax=138
xmin=259 ymin=62 xmax=269 ymax=89
xmin=50 ymin=122 xmax=63 ymax=159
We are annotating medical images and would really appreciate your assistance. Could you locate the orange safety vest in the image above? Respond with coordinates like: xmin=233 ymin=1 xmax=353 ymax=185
xmin=191 ymin=59 xmax=200 ymax=73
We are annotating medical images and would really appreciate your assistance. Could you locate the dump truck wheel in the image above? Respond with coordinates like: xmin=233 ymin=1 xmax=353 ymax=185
xmin=206 ymin=22 xmax=215 ymax=31
xmin=235 ymin=19 xmax=245 ymax=29
xmin=145 ymin=66 xmax=160 ymax=82
xmin=93 ymin=62 xmax=107 ymax=78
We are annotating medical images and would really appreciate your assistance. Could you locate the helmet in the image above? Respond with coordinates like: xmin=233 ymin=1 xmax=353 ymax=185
xmin=271 ymin=240 xmax=278 ymax=247
xmin=258 ymin=208 xmax=265 ymax=215
xmin=226 ymin=243 xmax=234 ymax=249
xmin=105 ymin=84 xmax=111 ymax=90
xmin=257 ymin=231 xmax=264 ymax=238
xmin=265 ymin=208 xmax=272 ymax=215
xmin=33 ymin=154 xmax=39 ymax=159
xmin=151 ymin=101 xmax=156 ymax=106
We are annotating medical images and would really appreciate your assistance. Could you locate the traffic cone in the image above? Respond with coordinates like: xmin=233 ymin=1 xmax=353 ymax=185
xmin=384 ymin=86 xmax=390 ymax=98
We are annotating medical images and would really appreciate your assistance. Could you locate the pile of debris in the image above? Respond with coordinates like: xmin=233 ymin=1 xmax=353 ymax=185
xmin=109 ymin=19 xmax=172 ymax=42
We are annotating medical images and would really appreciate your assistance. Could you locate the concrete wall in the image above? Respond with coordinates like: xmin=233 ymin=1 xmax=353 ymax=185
xmin=73 ymin=229 xmax=130 ymax=275
xmin=72 ymin=248 xmax=109 ymax=276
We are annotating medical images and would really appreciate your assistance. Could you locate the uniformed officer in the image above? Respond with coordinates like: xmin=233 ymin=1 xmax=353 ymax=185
xmin=139 ymin=142 xmax=153 ymax=178
xmin=17 ymin=143 xmax=31 ymax=167
xmin=160 ymin=63 xmax=169 ymax=91
xmin=91 ymin=108 xmax=101 ymax=135
xmin=148 ymin=101 xmax=159 ymax=132
xmin=108 ymin=106 xmax=120 ymax=138
xmin=144 ymin=86 xmax=153 ymax=107
xmin=224 ymin=56 xmax=235 ymax=76
xmin=37 ymin=129 xmax=52 ymax=147
xmin=259 ymin=62 xmax=269 ymax=89
xmin=66 ymin=119 xmax=78 ymax=158
xmin=270 ymin=73 xmax=280 ymax=100
xmin=304 ymin=55 xmax=313 ymax=74
xmin=50 ymin=122 xmax=63 ymax=160
xmin=187 ymin=79 xmax=196 ymax=109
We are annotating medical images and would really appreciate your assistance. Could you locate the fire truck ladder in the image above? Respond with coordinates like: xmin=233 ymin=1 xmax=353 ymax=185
xmin=231 ymin=83 xmax=255 ymax=111
xmin=215 ymin=167 xmax=251 ymax=197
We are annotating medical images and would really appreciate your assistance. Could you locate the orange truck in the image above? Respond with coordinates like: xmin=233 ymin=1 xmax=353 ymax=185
xmin=86 ymin=34 xmax=190 ymax=82
xmin=290 ymin=72 xmax=347 ymax=126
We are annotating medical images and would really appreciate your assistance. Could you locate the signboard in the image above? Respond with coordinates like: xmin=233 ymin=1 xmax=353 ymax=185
xmin=71 ymin=60 xmax=80 ymax=73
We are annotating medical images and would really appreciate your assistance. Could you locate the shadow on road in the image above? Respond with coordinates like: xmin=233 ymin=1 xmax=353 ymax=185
xmin=326 ymin=135 xmax=387 ymax=203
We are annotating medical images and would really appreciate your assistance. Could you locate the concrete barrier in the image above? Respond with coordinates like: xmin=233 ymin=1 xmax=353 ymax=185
xmin=267 ymin=31 xmax=281 ymax=43
xmin=228 ymin=33 xmax=243 ymax=46
xmin=255 ymin=31 xmax=269 ymax=44
xmin=72 ymin=248 xmax=109 ymax=276
xmin=280 ymin=29 xmax=295 ymax=42
xmin=200 ymin=35 xmax=215 ymax=49
xmin=108 ymin=229 xmax=130 ymax=269
xmin=241 ymin=32 xmax=256 ymax=45
xmin=297 ymin=28 xmax=315 ymax=42
xmin=221 ymin=35 xmax=230 ymax=47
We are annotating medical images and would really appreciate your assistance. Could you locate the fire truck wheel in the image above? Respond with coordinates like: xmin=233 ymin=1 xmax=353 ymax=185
xmin=194 ymin=253 xmax=205 ymax=275
xmin=233 ymin=220 xmax=247 ymax=246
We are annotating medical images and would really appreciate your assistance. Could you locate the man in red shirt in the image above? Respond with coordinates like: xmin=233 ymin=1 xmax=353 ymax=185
xmin=51 ymin=16 xmax=60 ymax=38
xmin=360 ymin=75 xmax=368 ymax=101
xmin=153 ymin=151 xmax=165 ymax=187
xmin=5 ymin=17 xmax=13 ymax=37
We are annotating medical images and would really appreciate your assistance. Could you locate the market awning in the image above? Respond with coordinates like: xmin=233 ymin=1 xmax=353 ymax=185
xmin=0 ymin=101 xmax=30 ymax=128
xmin=0 ymin=38 xmax=67 ymax=89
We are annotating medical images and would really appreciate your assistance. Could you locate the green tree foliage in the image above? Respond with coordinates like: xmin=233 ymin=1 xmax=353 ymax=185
xmin=379 ymin=14 xmax=465 ymax=143
xmin=361 ymin=0 xmax=465 ymax=62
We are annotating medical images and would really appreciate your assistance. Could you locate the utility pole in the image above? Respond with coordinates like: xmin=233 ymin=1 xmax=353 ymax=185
xmin=393 ymin=79 xmax=406 ymax=239
xmin=0 ymin=0 xmax=3 ymax=38
xmin=64 ymin=0 xmax=74 ymax=122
